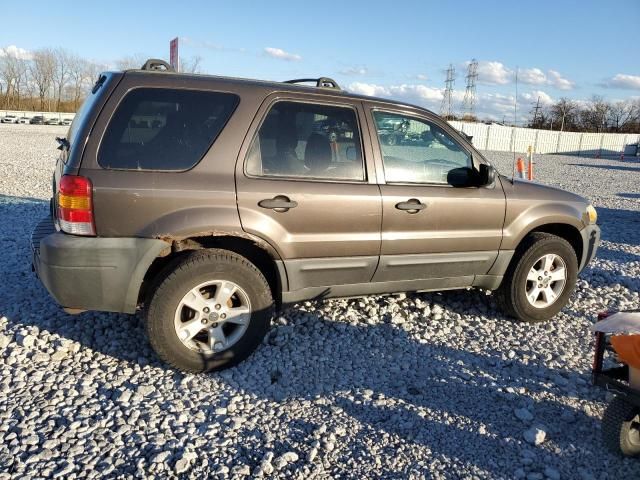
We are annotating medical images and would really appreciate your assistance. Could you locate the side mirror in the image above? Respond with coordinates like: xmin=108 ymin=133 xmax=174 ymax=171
xmin=479 ymin=163 xmax=496 ymax=186
xmin=447 ymin=167 xmax=478 ymax=188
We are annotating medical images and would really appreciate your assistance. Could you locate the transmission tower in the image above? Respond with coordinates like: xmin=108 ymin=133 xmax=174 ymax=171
xmin=440 ymin=64 xmax=455 ymax=120
xmin=462 ymin=59 xmax=478 ymax=120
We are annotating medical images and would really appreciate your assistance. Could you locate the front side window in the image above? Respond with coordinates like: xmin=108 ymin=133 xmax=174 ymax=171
xmin=373 ymin=111 xmax=472 ymax=184
xmin=246 ymin=101 xmax=365 ymax=181
xmin=99 ymin=88 xmax=239 ymax=170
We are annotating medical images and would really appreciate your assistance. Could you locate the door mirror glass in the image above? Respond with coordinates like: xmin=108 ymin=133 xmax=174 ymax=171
xmin=479 ymin=163 xmax=496 ymax=185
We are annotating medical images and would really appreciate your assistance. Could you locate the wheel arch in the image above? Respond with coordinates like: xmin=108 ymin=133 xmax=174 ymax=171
xmin=139 ymin=234 xmax=287 ymax=309
xmin=521 ymin=222 xmax=583 ymax=263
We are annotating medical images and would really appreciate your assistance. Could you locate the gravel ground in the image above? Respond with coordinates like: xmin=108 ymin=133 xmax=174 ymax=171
xmin=0 ymin=123 xmax=639 ymax=479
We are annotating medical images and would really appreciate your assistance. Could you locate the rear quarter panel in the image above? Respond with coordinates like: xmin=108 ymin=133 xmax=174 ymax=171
xmin=78 ymin=73 xmax=268 ymax=241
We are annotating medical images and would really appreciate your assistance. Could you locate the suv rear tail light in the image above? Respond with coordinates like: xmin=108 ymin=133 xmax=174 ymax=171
xmin=57 ymin=175 xmax=96 ymax=236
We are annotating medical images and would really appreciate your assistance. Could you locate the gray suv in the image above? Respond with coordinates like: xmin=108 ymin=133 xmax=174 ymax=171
xmin=31 ymin=60 xmax=600 ymax=372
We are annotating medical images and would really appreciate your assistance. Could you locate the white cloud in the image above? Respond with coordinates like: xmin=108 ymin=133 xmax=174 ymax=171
xmin=477 ymin=61 xmax=513 ymax=85
xmin=340 ymin=66 xmax=368 ymax=76
xmin=520 ymin=90 xmax=554 ymax=106
xmin=347 ymin=82 xmax=446 ymax=106
xmin=519 ymin=68 xmax=547 ymax=86
xmin=347 ymin=81 xmax=560 ymax=123
xmin=547 ymin=70 xmax=574 ymax=90
xmin=0 ymin=45 xmax=32 ymax=60
xmin=263 ymin=47 xmax=301 ymax=62
xmin=605 ymin=74 xmax=640 ymax=90
xmin=469 ymin=61 xmax=574 ymax=91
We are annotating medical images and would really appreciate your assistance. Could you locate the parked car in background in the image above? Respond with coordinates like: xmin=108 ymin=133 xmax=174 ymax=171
xmin=1 ymin=115 xmax=18 ymax=124
xmin=45 ymin=118 xmax=60 ymax=125
xmin=60 ymin=118 xmax=73 ymax=126
xmin=31 ymin=59 xmax=601 ymax=373
xmin=18 ymin=117 xmax=31 ymax=124
xmin=30 ymin=116 xmax=45 ymax=125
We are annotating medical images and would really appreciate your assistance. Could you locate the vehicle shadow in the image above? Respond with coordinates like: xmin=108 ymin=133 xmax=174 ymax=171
xmin=569 ymin=163 xmax=640 ymax=173
xmin=595 ymin=206 xmax=639 ymax=246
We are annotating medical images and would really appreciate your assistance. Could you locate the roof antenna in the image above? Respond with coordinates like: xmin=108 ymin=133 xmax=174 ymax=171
xmin=511 ymin=66 xmax=519 ymax=183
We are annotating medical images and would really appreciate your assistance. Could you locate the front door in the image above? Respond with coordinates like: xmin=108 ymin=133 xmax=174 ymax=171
xmin=236 ymin=97 xmax=381 ymax=290
xmin=366 ymin=106 xmax=506 ymax=285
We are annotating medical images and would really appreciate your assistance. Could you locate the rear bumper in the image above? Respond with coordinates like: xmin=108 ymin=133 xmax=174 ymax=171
xmin=579 ymin=224 xmax=601 ymax=272
xmin=31 ymin=217 xmax=169 ymax=314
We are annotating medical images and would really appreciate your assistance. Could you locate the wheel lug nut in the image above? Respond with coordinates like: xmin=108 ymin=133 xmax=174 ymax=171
xmin=215 ymin=304 xmax=221 ymax=310
xmin=220 ymin=313 xmax=226 ymax=319
xmin=202 ymin=319 xmax=208 ymax=325
xmin=538 ymin=276 xmax=542 ymax=281
xmin=203 ymin=307 xmax=210 ymax=313
xmin=211 ymin=323 xmax=218 ymax=328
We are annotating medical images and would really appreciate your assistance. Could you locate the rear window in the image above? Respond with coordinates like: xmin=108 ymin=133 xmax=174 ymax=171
xmin=98 ymin=88 xmax=239 ymax=171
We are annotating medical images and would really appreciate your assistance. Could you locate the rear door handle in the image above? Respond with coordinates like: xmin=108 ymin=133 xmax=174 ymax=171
xmin=395 ymin=199 xmax=426 ymax=214
xmin=258 ymin=195 xmax=298 ymax=212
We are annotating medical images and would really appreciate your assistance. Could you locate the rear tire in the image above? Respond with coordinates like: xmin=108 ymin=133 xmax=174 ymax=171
xmin=602 ymin=396 xmax=640 ymax=457
xmin=146 ymin=249 xmax=274 ymax=372
xmin=496 ymin=232 xmax=577 ymax=323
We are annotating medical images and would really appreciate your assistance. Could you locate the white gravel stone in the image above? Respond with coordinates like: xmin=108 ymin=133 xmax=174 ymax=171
xmin=0 ymin=335 xmax=11 ymax=349
xmin=524 ymin=426 xmax=547 ymax=445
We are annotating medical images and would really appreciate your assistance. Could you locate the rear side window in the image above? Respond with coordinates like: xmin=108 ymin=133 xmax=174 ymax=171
xmin=99 ymin=88 xmax=239 ymax=170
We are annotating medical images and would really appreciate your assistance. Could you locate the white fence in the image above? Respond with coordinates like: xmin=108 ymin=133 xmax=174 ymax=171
xmin=448 ymin=121 xmax=640 ymax=157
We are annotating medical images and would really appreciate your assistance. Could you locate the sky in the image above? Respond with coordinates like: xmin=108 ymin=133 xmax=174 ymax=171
xmin=1 ymin=0 xmax=639 ymax=122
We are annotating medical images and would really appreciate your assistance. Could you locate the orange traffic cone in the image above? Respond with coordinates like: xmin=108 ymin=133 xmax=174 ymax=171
xmin=527 ymin=158 xmax=534 ymax=180
xmin=516 ymin=157 xmax=525 ymax=179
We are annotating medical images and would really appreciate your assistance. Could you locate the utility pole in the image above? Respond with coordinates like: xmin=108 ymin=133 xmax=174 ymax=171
xmin=462 ymin=59 xmax=478 ymax=121
xmin=532 ymin=96 xmax=542 ymax=127
xmin=440 ymin=64 xmax=455 ymax=120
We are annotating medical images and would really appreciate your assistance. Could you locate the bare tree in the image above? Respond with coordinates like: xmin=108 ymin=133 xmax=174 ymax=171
xmin=115 ymin=53 xmax=149 ymax=70
xmin=179 ymin=55 xmax=203 ymax=74
xmin=580 ymin=96 xmax=611 ymax=133
xmin=608 ymin=100 xmax=639 ymax=133
xmin=67 ymin=54 xmax=91 ymax=110
xmin=0 ymin=49 xmax=29 ymax=109
xmin=30 ymin=49 xmax=56 ymax=110
xmin=550 ymin=98 xmax=578 ymax=132
xmin=53 ymin=48 xmax=71 ymax=111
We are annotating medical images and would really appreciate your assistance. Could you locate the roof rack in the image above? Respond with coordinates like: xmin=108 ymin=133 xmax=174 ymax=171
xmin=140 ymin=59 xmax=175 ymax=72
xmin=284 ymin=77 xmax=341 ymax=90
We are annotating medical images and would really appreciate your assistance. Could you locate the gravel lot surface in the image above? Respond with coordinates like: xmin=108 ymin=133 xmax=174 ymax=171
xmin=0 ymin=123 xmax=639 ymax=479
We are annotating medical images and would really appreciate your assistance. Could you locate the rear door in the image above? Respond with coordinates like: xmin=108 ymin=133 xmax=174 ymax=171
xmin=236 ymin=95 xmax=381 ymax=290
xmin=365 ymin=103 xmax=506 ymax=285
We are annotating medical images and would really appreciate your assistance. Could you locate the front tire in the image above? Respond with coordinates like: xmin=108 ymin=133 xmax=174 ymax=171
xmin=496 ymin=232 xmax=578 ymax=323
xmin=146 ymin=249 xmax=274 ymax=372
xmin=602 ymin=396 xmax=640 ymax=456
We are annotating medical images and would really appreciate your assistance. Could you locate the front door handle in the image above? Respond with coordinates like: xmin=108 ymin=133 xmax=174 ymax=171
xmin=395 ymin=198 xmax=426 ymax=214
xmin=258 ymin=195 xmax=298 ymax=213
